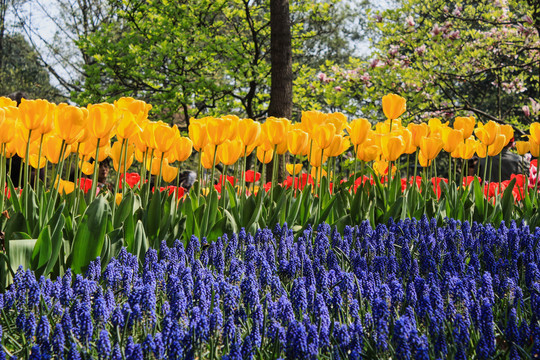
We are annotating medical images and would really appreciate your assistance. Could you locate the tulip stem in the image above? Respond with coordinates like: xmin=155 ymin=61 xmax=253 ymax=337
xmin=112 ymin=139 xmax=127 ymax=219
xmin=222 ymin=164 xmax=229 ymax=208
xmin=157 ymin=153 xmax=165 ymax=190
xmin=318 ymin=149 xmax=325 ymax=221
xmin=270 ymin=145 xmax=278 ymax=204
xmin=121 ymin=139 xmax=129 ymax=197
xmin=292 ymin=156 xmax=297 ymax=197
xmin=45 ymin=140 xmax=66 ymax=221
xmin=241 ymin=150 xmax=247 ymax=198
xmin=498 ymin=152 xmax=503 ymax=190
xmin=23 ymin=129 xmax=32 ymax=191
xmin=196 ymin=150 xmax=202 ymax=203
xmin=89 ymin=138 xmax=101 ymax=203
xmin=485 ymin=156 xmax=493 ymax=222
xmin=209 ymin=145 xmax=218 ymax=198
xmin=354 ymin=145 xmax=359 ymax=181
xmin=34 ymin=134 xmax=45 ymax=192
xmin=448 ymin=153 xmax=452 ymax=184
xmin=0 ymin=144 xmax=5 ymax=214
xmin=144 ymin=149 xmax=155 ymax=207
xmin=331 ymin=157 xmax=337 ymax=195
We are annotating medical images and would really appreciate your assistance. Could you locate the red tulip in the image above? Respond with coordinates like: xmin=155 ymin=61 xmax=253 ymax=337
xmin=244 ymin=170 xmax=261 ymax=183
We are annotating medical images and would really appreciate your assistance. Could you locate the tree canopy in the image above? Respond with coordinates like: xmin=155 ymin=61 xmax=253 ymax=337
xmin=301 ymin=0 xmax=540 ymax=130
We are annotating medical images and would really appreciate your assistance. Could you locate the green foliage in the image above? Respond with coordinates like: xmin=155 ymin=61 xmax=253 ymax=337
xmin=300 ymin=0 xmax=540 ymax=130
xmin=74 ymin=0 xmax=361 ymax=124
xmin=0 ymin=33 xmax=63 ymax=101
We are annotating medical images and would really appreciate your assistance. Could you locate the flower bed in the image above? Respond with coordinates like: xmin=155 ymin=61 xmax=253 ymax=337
xmin=2 ymin=218 xmax=539 ymax=359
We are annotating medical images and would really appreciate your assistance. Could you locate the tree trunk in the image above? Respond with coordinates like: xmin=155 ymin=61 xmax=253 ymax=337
xmin=267 ymin=0 xmax=293 ymax=182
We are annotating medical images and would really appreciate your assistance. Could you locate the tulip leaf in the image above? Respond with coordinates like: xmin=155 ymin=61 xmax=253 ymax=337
xmin=223 ymin=209 xmax=238 ymax=234
xmin=31 ymin=225 xmax=52 ymax=273
xmin=501 ymin=178 xmax=516 ymax=224
xmin=7 ymin=239 xmax=36 ymax=275
xmin=473 ymin=177 xmax=485 ymax=217
xmin=145 ymin=190 xmax=162 ymax=241
xmin=6 ymin=177 xmax=21 ymax=214
xmin=246 ymin=190 xmax=264 ymax=233
xmin=133 ymin=220 xmax=149 ymax=264
xmin=114 ymin=191 xmax=134 ymax=228
xmin=43 ymin=204 xmax=66 ymax=277
xmin=70 ymin=196 xmax=110 ymax=274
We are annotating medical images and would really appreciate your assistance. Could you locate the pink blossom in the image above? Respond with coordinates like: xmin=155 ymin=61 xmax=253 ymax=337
xmin=389 ymin=45 xmax=400 ymax=57
xmin=522 ymin=15 xmax=533 ymax=25
xmin=415 ymin=44 xmax=426 ymax=55
xmin=431 ymin=24 xmax=442 ymax=37
xmin=523 ymin=105 xmax=531 ymax=117
xmin=530 ymin=98 xmax=540 ymax=114
xmin=369 ymin=58 xmax=380 ymax=68
xmin=405 ymin=15 xmax=415 ymax=27
xmin=334 ymin=86 xmax=342 ymax=92
xmin=317 ymin=72 xmax=328 ymax=82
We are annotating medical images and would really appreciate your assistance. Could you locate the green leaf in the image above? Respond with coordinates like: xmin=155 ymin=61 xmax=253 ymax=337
xmin=70 ymin=196 xmax=111 ymax=274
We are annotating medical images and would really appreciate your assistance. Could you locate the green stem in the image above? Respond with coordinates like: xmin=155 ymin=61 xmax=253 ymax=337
xmin=23 ymin=129 xmax=32 ymax=190
xmin=241 ymin=149 xmax=247 ymax=198
xmin=270 ymin=145 xmax=278 ymax=203
xmin=209 ymin=145 xmax=218 ymax=197
xmin=112 ymin=139 xmax=127 ymax=219
xmin=89 ymin=139 xmax=102 ymax=203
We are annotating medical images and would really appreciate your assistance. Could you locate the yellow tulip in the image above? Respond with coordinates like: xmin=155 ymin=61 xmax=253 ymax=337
xmin=207 ymin=117 xmax=232 ymax=146
xmin=217 ymin=139 xmax=243 ymax=166
xmin=58 ymin=179 xmax=75 ymax=195
xmin=308 ymin=143 xmax=328 ymax=167
xmin=201 ymin=144 xmax=220 ymax=169
xmin=0 ymin=97 xmax=17 ymax=107
xmin=0 ymin=108 xmax=17 ymax=144
xmin=515 ymin=141 xmax=530 ymax=155
xmin=18 ymin=99 xmax=52 ymax=131
xmin=189 ymin=119 xmax=209 ymax=152
xmin=530 ymin=122 xmax=540 ymax=146
xmin=55 ymin=104 xmax=86 ymax=145
xmin=428 ymin=118 xmax=448 ymax=138
xmin=80 ymin=161 xmax=95 ymax=176
xmin=453 ymin=116 xmax=475 ymax=138
xmin=114 ymin=97 xmax=152 ymax=124
xmin=153 ymin=122 xmax=177 ymax=154
xmin=162 ymin=162 xmax=179 ymax=183
xmin=382 ymin=94 xmax=406 ymax=120
xmin=500 ymin=124 xmax=514 ymax=147
xmin=116 ymin=111 xmax=142 ymax=141
xmin=488 ymin=134 xmax=506 ymax=157
xmin=453 ymin=137 xmax=476 ymax=160
xmin=373 ymin=160 xmax=389 ymax=177
xmin=417 ymin=151 xmax=430 ymax=167
xmin=44 ymin=135 xmax=71 ymax=164
xmin=474 ymin=121 xmax=500 ymax=146
xmin=286 ymin=163 xmax=303 ymax=175
xmin=266 ymin=117 xmax=289 ymax=146
xmin=142 ymin=121 xmax=159 ymax=150
xmin=223 ymin=115 xmax=240 ymax=140
xmin=420 ymin=136 xmax=444 ymax=161
xmin=301 ymin=110 xmax=327 ymax=135
xmin=256 ymin=146 xmax=273 ymax=164
xmin=357 ymin=143 xmax=380 ymax=162
xmin=312 ymin=122 xmax=336 ymax=150
xmin=442 ymin=128 xmax=463 ymax=153
xmin=87 ymin=103 xmax=117 ymax=140
xmin=381 ymin=133 xmax=405 ymax=162
xmin=349 ymin=118 xmax=371 ymax=146
xmin=116 ymin=193 xmax=123 ymax=206
xmin=530 ymin=140 xmax=540 ymax=157
xmin=287 ymin=128 xmax=309 ymax=156
xmin=326 ymin=112 xmax=348 ymax=134
xmin=172 ymin=137 xmax=193 ymax=163
xmin=326 ymin=135 xmax=350 ymax=158
xmin=238 ymin=118 xmax=261 ymax=147
xmin=476 ymin=142 xmax=487 ymax=158
xmin=111 ymin=141 xmax=135 ymax=172
xmin=28 ymin=154 xmax=47 ymax=169
xmin=399 ymin=128 xmax=416 ymax=154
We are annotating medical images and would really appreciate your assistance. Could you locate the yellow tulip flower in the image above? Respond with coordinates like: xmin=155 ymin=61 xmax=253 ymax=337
xmin=265 ymin=117 xmax=290 ymax=146
xmin=382 ymin=94 xmax=406 ymax=120
xmin=301 ymin=110 xmax=327 ymax=135
xmin=18 ymin=99 xmax=51 ymax=131
xmin=153 ymin=122 xmax=177 ymax=154
xmin=312 ymin=122 xmax=336 ymax=150
xmin=256 ymin=146 xmax=273 ymax=164
xmin=116 ymin=111 xmax=142 ymax=141
xmin=349 ymin=118 xmax=371 ymax=146
xmin=162 ymin=162 xmax=179 ymax=183
xmin=172 ymin=137 xmax=193 ymax=163
xmin=189 ymin=119 xmax=209 ymax=152
xmin=500 ymin=124 xmax=514 ymax=147
xmin=474 ymin=121 xmax=500 ymax=146
xmin=115 ymin=193 xmax=123 ymax=206
xmin=515 ymin=141 xmax=530 ymax=155
xmin=419 ymin=136 xmax=444 ymax=161
xmin=54 ymin=104 xmax=86 ymax=145
xmin=442 ymin=128 xmax=463 ymax=153
xmin=217 ymin=139 xmax=243 ymax=166
xmin=201 ymin=144 xmax=220 ymax=169
xmin=487 ymin=134 xmax=506 ymax=157
xmin=114 ymin=97 xmax=152 ymax=124
xmin=44 ymin=135 xmax=71 ymax=164
xmin=407 ymin=123 xmax=430 ymax=148
xmin=287 ymin=128 xmax=309 ymax=156
xmin=87 ymin=103 xmax=117 ymax=140
xmin=530 ymin=123 xmax=540 ymax=146
xmin=476 ymin=142 xmax=487 ymax=158
xmin=111 ymin=141 xmax=135 ymax=172
xmin=0 ymin=97 xmax=17 ymax=107
xmin=286 ymin=163 xmax=303 ymax=175
xmin=207 ymin=117 xmax=232 ymax=146
xmin=326 ymin=135 xmax=350 ymax=158
xmin=453 ymin=116 xmax=475 ymax=138
xmin=381 ymin=133 xmax=405 ymax=162
xmin=238 ymin=118 xmax=262 ymax=148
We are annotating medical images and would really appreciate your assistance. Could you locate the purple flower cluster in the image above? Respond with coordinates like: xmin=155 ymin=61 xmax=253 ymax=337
xmin=1 ymin=216 xmax=540 ymax=359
